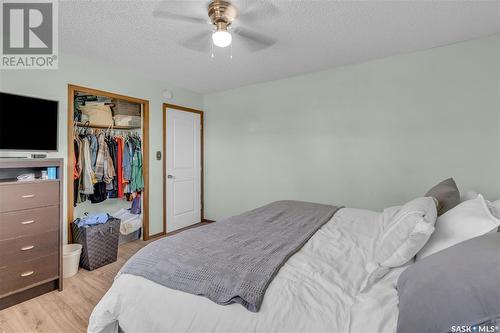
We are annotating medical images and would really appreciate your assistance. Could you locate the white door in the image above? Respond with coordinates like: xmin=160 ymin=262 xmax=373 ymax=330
xmin=165 ymin=109 xmax=201 ymax=232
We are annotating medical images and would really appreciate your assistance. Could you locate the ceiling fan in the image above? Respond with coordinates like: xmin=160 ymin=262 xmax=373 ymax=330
xmin=153 ymin=0 xmax=278 ymax=53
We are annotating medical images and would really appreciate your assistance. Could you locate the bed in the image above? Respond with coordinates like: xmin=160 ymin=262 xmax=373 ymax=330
xmin=88 ymin=207 xmax=402 ymax=333
xmin=88 ymin=189 xmax=500 ymax=333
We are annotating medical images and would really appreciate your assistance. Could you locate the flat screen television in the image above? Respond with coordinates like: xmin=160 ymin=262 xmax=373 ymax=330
xmin=0 ymin=92 xmax=58 ymax=151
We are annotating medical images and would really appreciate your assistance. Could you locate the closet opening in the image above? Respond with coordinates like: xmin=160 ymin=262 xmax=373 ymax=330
xmin=67 ymin=85 xmax=150 ymax=243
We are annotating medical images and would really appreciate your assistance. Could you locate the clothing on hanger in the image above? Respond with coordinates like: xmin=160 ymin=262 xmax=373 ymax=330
xmin=131 ymin=139 xmax=144 ymax=192
xmin=73 ymin=126 xmax=143 ymax=206
xmin=89 ymin=182 xmax=107 ymax=204
xmin=95 ymin=132 xmax=107 ymax=181
xmin=81 ymin=137 xmax=96 ymax=195
xmin=90 ymin=134 xmax=98 ymax=171
xmin=115 ymin=136 xmax=124 ymax=198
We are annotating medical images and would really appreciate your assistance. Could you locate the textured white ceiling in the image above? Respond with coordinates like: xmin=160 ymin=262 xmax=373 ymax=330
xmin=60 ymin=0 xmax=500 ymax=94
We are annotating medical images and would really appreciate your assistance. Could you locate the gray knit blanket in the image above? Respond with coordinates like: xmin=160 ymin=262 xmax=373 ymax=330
xmin=119 ymin=200 xmax=341 ymax=312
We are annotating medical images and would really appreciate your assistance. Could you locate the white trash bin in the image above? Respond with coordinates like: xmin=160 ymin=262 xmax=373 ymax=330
xmin=63 ymin=243 xmax=82 ymax=278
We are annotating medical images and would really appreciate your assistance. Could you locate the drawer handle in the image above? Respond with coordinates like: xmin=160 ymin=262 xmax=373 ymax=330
xmin=20 ymin=270 xmax=34 ymax=277
xmin=21 ymin=245 xmax=35 ymax=251
xmin=22 ymin=194 xmax=35 ymax=199
xmin=21 ymin=220 xmax=35 ymax=225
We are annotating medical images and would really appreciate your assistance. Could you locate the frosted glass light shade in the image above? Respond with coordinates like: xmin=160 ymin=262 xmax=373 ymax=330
xmin=212 ymin=30 xmax=232 ymax=48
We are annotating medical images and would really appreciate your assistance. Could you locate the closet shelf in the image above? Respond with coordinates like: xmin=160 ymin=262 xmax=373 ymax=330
xmin=74 ymin=122 xmax=141 ymax=130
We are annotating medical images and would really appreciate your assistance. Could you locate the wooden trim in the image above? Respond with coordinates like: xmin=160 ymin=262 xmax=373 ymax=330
xmin=163 ymin=103 xmax=204 ymax=115
xmin=68 ymin=84 xmax=149 ymax=104
xmin=148 ymin=231 xmax=166 ymax=240
xmin=202 ymin=219 xmax=215 ymax=223
xmin=163 ymin=103 xmax=204 ymax=235
xmin=142 ymin=102 xmax=150 ymax=240
xmin=67 ymin=86 xmax=74 ymax=243
xmin=162 ymin=105 xmax=166 ymax=235
xmin=67 ymin=84 xmax=150 ymax=242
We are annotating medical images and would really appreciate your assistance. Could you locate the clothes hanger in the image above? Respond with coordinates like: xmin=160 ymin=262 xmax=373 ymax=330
xmin=73 ymin=121 xmax=79 ymax=137
xmin=78 ymin=121 xmax=90 ymax=136
xmin=106 ymin=123 xmax=114 ymax=138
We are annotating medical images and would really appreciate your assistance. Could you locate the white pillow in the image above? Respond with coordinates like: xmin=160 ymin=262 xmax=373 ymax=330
xmin=460 ymin=191 xmax=479 ymax=203
xmin=417 ymin=194 xmax=500 ymax=260
xmin=487 ymin=199 xmax=500 ymax=219
xmin=361 ymin=197 xmax=437 ymax=291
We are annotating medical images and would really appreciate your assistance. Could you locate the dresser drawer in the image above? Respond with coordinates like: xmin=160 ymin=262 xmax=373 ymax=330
xmin=0 ymin=253 xmax=58 ymax=297
xmin=0 ymin=206 xmax=59 ymax=240
xmin=0 ymin=230 xmax=58 ymax=268
xmin=0 ymin=181 xmax=59 ymax=213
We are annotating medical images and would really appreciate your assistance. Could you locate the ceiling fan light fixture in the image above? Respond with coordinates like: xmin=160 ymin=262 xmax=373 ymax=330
xmin=212 ymin=30 xmax=232 ymax=48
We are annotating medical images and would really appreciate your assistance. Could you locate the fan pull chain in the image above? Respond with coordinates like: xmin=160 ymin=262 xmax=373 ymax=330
xmin=211 ymin=41 xmax=215 ymax=58
xmin=230 ymin=42 xmax=233 ymax=59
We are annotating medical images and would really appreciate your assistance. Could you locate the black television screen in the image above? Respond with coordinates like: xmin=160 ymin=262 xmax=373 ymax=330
xmin=0 ymin=92 xmax=58 ymax=151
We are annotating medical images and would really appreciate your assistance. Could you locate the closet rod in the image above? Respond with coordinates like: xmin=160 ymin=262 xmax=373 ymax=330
xmin=74 ymin=121 xmax=141 ymax=130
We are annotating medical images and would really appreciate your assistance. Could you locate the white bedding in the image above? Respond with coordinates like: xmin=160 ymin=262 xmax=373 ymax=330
xmin=88 ymin=208 xmax=403 ymax=333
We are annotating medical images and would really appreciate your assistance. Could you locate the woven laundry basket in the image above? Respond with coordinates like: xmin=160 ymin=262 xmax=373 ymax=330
xmin=71 ymin=218 xmax=121 ymax=270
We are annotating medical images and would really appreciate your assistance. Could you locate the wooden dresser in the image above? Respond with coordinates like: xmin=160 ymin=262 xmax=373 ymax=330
xmin=0 ymin=158 xmax=63 ymax=310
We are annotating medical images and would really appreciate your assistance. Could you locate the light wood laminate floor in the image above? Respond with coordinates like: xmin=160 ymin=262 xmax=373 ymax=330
xmin=0 ymin=222 xmax=210 ymax=333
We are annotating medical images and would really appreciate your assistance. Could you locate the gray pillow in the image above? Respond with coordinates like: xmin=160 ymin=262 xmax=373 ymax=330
xmin=397 ymin=233 xmax=500 ymax=333
xmin=425 ymin=178 xmax=460 ymax=216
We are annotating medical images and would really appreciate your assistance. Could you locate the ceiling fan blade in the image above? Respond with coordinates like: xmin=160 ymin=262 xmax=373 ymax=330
xmin=239 ymin=1 xmax=279 ymax=23
xmin=179 ymin=31 xmax=212 ymax=53
xmin=152 ymin=10 xmax=208 ymax=25
xmin=232 ymin=26 xmax=276 ymax=52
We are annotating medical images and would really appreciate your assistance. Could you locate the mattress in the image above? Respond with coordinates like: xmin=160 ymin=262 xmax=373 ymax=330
xmin=88 ymin=208 xmax=403 ymax=333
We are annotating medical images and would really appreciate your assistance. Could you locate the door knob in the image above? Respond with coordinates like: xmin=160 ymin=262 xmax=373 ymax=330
xmin=167 ymin=175 xmax=174 ymax=179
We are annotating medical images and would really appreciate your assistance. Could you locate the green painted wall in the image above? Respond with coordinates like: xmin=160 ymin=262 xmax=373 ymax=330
xmin=204 ymin=35 xmax=500 ymax=220
xmin=0 ymin=53 xmax=203 ymax=240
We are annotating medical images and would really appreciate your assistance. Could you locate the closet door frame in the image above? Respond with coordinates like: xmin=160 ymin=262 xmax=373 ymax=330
xmin=163 ymin=103 xmax=205 ymax=234
xmin=67 ymin=84 xmax=150 ymax=242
